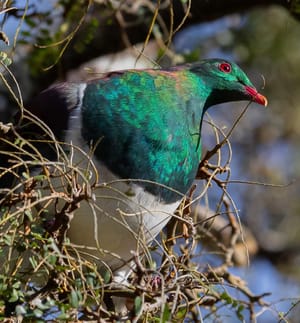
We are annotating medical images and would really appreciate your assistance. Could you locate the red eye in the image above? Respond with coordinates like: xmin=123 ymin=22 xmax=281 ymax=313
xmin=219 ymin=62 xmax=231 ymax=73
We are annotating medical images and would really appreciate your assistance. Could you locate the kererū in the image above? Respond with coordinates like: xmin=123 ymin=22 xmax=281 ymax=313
xmin=16 ymin=59 xmax=268 ymax=281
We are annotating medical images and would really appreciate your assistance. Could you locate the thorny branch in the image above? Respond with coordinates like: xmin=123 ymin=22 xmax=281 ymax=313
xmin=0 ymin=110 xmax=267 ymax=321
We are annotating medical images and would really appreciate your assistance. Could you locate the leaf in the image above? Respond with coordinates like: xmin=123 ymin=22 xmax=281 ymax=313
xmin=220 ymin=291 xmax=233 ymax=304
xmin=33 ymin=174 xmax=47 ymax=181
xmin=25 ymin=17 xmax=37 ymax=28
xmin=162 ymin=303 xmax=171 ymax=323
xmin=8 ymin=288 xmax=19 ymax=302
xmin=236 ymin=304 xmax=245 ymax=321
xmin=24 ymin=209 xmax=33 ymax=221
xmin=33 ymin=308 xmax=44 ymax=318
xmin=21 ymin=30 xmax=31 ymax=37
xmin=175 ymin=306 xmax=187 ymax=320
xmin=69 ymin=288 xmax=82 ymax=308
xmin=101 ymin=269 xmax=111 ymax=284
xmin=0 ymin=51 xmax=12 ymax=66
xmin=134 ymin=296 xmax=143 ymax=316
xmin=15 ymin=305 xmax=27 ymax=315
xmin=29 ymin=256 xmax=38 ymax=269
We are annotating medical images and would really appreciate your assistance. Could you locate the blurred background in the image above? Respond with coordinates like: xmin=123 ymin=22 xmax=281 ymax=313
xmin=1 ymin=1 xmax=300 ymax=321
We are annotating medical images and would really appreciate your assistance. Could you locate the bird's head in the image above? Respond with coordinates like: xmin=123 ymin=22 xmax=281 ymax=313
xmin=189 ymin=59 xmax=267 ymax=108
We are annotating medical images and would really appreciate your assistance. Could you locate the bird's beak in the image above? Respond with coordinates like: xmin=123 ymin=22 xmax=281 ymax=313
xmin=245 ymin=86 xmax=268 ymax=107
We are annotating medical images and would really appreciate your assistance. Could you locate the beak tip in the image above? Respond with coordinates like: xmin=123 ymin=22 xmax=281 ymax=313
xmin=256 ymin=93 xmax=268 ymax=107
xmin=245 ymin=86 xmax=268 ymax=107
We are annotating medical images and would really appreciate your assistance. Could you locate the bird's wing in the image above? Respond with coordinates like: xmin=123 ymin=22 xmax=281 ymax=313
xmin=81 ymin=69 xmax=202 ymax=200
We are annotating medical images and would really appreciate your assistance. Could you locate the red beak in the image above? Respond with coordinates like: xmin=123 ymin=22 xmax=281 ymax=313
xmin=245 ymin=86 xmax=268 ymax=107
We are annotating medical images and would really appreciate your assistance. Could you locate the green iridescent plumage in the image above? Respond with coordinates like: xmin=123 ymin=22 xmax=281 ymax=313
xmin=80 ymin=59 xmax=266 ymax=202
xmin=82 ymin=69 xmax=204 ymax=202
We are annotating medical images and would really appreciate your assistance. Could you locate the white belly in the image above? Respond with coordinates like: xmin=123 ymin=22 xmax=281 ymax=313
xmin=67 ymin=161 xmax=179 ymax=274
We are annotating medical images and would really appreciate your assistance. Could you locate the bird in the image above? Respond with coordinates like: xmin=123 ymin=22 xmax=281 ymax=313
xmin=18 ymin=59 xmax=268 ymax=282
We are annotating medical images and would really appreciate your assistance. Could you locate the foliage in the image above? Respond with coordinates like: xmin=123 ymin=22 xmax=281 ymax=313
xmin=0 ymin=116 xmax=269 ymax=321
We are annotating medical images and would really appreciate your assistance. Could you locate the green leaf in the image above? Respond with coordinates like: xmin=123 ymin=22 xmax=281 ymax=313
xmin=12 ymin=281 xmax=21 ymax=289
xmin=25 ymin=17 xmax=37 ymax=28
xmin=33 ymin=308 xmax=44 ymax=318
xmin=8 ymin=288 xmax=19 ymax=302
xmin=236 ymin=304 xmax=245 ymax=321
xmin=0 ymin=51 xmax=12 ymax=66
xmin=101 ymin=268 xmax=111 ymax=284
xmin=29 ymin=256 xmax=38 ymax=269
xmin=47 ymin=254 xmax=57 ymax=266
xmin=24 ymin=209 xmax=33 ymax=221
xmin=33 ymin=174 xmax=47 ymax=181
xmin=220 ymin=291 xmax=233 ymax=304
xmin=15 ymin=305 xmax=27 ymax=315
xmin=162 ymin=303 xmax=171 ymax=323
xmin=22 ymin=172 xmax=29 ymax=179
xmin=69 ymin=289 xmax=79 ymax=308
xmin=175 ymin=306 xmax=187 ymax=320
xmin=21 ymin=30 xmax=31 ymax=37
xmin=134 ymin=296 xmax=143 ymax=316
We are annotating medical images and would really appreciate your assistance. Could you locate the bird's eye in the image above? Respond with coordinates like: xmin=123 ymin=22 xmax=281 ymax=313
xmin=219 ymin=63 xmax=231 ymax=73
